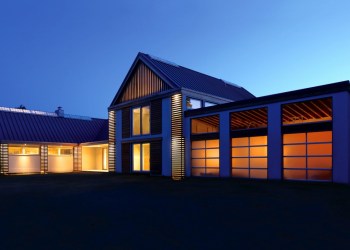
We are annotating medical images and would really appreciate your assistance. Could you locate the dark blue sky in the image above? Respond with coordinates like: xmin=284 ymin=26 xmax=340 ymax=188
xmin=1 ymin=0 xmax=349 ymax=118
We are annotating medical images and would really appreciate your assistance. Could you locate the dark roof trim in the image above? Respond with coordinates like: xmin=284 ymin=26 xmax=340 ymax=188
xmin=0 ymin=140 xmax=78 ymax=146
xmin=185 ymin=80 xmax=350 ymax=117
xmin=109 ymin=53 xmax=180 ymax=107
xmin=109 ymin=89 xmax=180 ymax=111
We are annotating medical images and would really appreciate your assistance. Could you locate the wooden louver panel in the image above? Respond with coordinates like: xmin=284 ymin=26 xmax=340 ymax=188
xmin=118 ymin=62 xmax=172 ymax=103
xmin=122 ymin=108 xmax=131 ymax=138
xmin=150 ymin=140 xmax=162 ymax=175
xmin=108 ymin=110 xmax=116 ymax=172
xmin=0 ymin=144 xmax=9 ymax=174
xmin=171 ymin=93 xmax=185 ymax=180
xmin=73 ymin=146 xmax=82 ymax=172
xmin=151 ymin=99 xmax=162 ymax=135
xmin=122 ymin=143 xmax=131 ymax=174
xmin=40 ymin=145 xmax=48 ymax=173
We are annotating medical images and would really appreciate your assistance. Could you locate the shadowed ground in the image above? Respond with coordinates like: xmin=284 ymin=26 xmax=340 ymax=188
xmin=0 ymin=173 xmax=349 ymax=249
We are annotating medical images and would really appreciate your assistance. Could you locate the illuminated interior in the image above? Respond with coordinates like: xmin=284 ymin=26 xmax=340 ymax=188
xmin=231 ymin=108 xmax=267 ymax=130
xmin=48 ymin=146 xmax=73 ymax=156
xmin=283 ymin=131 xmax=332 ymax=181
xmin=82 ymin=144 xmax=109 ymax=171
xmin=133 ymin=105 xmax=150 ymax=136
xmin=9 ymin=145 xmax=39 ymax=155
xmin=133 ymin=143 xmax=150 ymax=172
xmin=191 ymin=115 xmax=219 ymax=134
xmin=282 ymin=98 xmax=332 ymax=125
xmin=191 ymin=139 xmax=220 ymax=177
xmin=231 ymin=136 xmax=268 ymax=179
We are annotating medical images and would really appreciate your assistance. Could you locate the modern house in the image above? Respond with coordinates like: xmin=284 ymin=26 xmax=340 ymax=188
xmin=1 ymin=52 xmax=350 ymax=184
xmin=108 ymin=53 xmax=254 ymax=180
xmin=0 ymin=107 xmax=108 ymax=174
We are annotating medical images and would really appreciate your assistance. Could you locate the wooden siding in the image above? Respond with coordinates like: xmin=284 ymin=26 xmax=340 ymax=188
xmin=108 ymin=110 xmax=116 ymax=171
xmin=122 ymin=143 xmax=131 ymax=173
xmin=151 ymin=99 xmax=162 ymax=135
xmin=73 ymin=146 xmax=82 ymax=172
xmin=171 ymin=94 xmax=185 ymax=180
xmin=0 ymin=144 xmax=9 ymax=174
xmin=122 ymin=108 xmax=131 ymax=138
xmin=117 ymin=62 xmax=172 ymax=103
xmin=150 ymin=140 xmax=162 ymax=175
xmin=40 ymin=145 xmax=48 ymax=173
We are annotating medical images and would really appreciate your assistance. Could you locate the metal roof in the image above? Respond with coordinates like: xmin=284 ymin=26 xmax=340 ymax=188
xmin=110 ymin=53 xmax=255 ymax=106
xmin=142 ymin=53 xmax=255 ymax=101
xmin=0 ymin=109 xmax=108 ymax=144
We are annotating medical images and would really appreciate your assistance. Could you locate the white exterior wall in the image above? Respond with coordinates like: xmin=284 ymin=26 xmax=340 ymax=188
xmin=48 ymin=156 xmax=73 ymax=172
xmin=9 ymin=155 xmax=40 ymax=173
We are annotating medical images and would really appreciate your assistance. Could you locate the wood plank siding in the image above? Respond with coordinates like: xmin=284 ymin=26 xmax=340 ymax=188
xmin=150 ymin=140 xmax=162 ymax=175
xmin=151 ymin=99 xmax=162 ymax=135
xmin=171 ymin=93 xmax=185 ymax=180
xmin=0 ymin=144 xmax=9 ymax=174
xmin=122 ymin=108 xmax=131 ymax=138
xmin=40 ymin=145 xmax=48 ymax=173
xmin=117 ymin=62 xmax=172 ymax=103
xmin=122 ymin=143 xmax=131 ymax=173
xmin=73 ymin=146 xmax=82 ymax=172
xmin=108 ymin=110 xmax=116 ymax=171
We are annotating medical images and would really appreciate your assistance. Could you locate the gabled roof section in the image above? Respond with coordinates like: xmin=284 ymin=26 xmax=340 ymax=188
xmin=111 ymin=55 xmax=176 ymax=106
xmin=110 ymin=52 xmax=254 ymax=107
xmin=142 ymin=53 xmax=255 ymax=101
xmin=0 ymin=108 xmax=108 ymax=144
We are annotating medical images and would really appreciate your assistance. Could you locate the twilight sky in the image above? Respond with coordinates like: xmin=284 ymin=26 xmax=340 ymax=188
xmin=0 ymin=0 xmax=349 ymax=118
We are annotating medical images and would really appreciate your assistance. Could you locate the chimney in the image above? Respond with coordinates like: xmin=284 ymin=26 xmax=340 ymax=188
xmin=55 ymin=106 xmax=64 ymax=117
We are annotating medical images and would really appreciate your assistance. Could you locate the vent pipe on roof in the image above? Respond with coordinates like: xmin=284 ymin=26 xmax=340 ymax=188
xmin=55 ymin=106 xmax=64 ymax=117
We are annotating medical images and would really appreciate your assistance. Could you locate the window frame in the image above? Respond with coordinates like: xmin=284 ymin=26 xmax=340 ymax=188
xmin=132 ymin=142 xmax=150 ymax=172
xmin=186 ymin=97 xmax=202 ymax=110
xmin=132 ymin=105 xmax=150 ymax=136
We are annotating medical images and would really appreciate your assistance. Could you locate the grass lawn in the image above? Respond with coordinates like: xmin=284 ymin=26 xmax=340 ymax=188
xmin=0 ymin=173 xmax=349 ymax=249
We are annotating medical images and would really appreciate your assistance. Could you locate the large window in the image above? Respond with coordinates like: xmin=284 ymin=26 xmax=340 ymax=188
xmin=231 ymin=136 xmax=268 ymax=179
xmin=283 ymin=131 xmax=332 ymax=181
xmin=133 ymin=143 xmax=150 ymax=172
xmin=48 ymin=146 xmax=73 ymax=156
xmin=191 ymin=139 xmax=220 ymax=177
xmin=186 ymin=97 xmax=201 ymax=110
xmin=9 ymin=146 xmax=39 ymax=155
xmin=133 ymin=106 xmax=150 ymax=136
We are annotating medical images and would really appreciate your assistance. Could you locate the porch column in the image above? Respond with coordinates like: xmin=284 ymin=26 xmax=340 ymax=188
xmin=219 ymin=111 xmax=231 ymax=177
xmin=267 ymin=103 xmax=282 ymax=180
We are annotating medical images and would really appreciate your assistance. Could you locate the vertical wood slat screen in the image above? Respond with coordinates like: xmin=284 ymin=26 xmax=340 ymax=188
xmin=73 ymin=146 xmax=82 ymax=172
xmin=40 ymin=145 xmax=48 ymax=173
xmin=108 ymin=110 xmax=116 ymax=172
xmin=0 ymin=144 xmax=9 ymax=174
xmin=117 ymin=62 xmax=171 ymax=103
xmin=122 ymin=108 xmax=131 ymax=138
xmin=150 ymin=140 xmax=162 ymax=175
xmin=122 ymin=143 xmax=131 ymax=173
xmin=171 ymin=94 xmax=185 ymax=180
xmin=151 ymin=99 xmax=162 ymax=135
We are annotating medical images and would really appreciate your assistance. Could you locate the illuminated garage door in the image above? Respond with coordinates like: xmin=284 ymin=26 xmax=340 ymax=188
xmin=8 ymin=145 xmax=40 ymax=173
xmin=191 ymin=139 xmax=220 ymax=177
xmin=283 ymin=131 xmax=332 ymax=181
xmin=231 ymin=136 xmax=268 ymax=179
